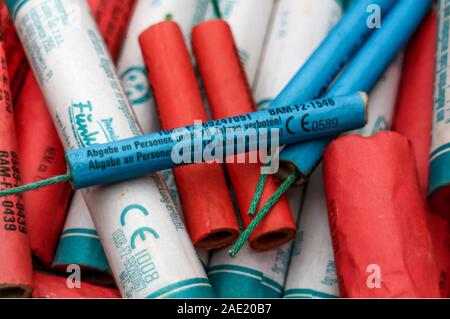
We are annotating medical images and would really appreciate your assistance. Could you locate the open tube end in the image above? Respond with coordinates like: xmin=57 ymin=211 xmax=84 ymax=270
xmin=275 ymin=161 xmax=307 ymax=186
xmin=250 ymin=228 xmax=296 ymax=251
xmin=0 ymin=285 xmax=33 ymax=298
xmin=195 ymin=229 xmax=240 ymax=250
xmin=359 ymin=91 xmax=370 ymax=125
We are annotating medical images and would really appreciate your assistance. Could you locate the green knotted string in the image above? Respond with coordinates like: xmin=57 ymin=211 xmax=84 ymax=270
xmin=247 ymin=170 xmax=269 ymax=216
xmin=211 ymin=0 xmax=222 ymax=19
xmin=248 ymin=156 xmax=277 ymax=216
xmin=229 ymin=171 xmax=299 ymax=257
xmin=0 ymin=174 xmax=72 ymax=198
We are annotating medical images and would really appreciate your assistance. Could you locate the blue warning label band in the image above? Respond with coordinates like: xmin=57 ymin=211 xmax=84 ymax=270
xmin=66 ymin=93 xmax=367 ymax=189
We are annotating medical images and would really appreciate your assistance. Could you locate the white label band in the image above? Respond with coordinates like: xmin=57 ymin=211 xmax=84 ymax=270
xmin=12 ymin=0 xmax=212 ymax=298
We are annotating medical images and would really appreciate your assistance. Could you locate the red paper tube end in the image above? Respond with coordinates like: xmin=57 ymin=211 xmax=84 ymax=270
xmin=194 ymin=228 xmax=240 ymax=251
xmin=249 ymin=228 xmax=297 ymax=252
xmin=0 ymin=284 xmax=32 ymax=298
xmin=174 ymin=164 xmax=240 ymax=250
xmin=228 ymin=163 xmax=296 ymax=251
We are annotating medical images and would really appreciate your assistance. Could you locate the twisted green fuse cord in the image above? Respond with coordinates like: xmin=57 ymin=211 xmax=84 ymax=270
xmin=247 ymin=171 xmax=268 ymax=217
xmin=229 ymin=171 xmax=299 ymax=257
xmin=211 ymin=0 xmax=222 ymax=19
xmin=0 ymin=174 xmax=72 ymax=198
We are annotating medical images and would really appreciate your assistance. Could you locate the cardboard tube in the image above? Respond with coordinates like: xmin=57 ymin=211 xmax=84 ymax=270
xmin=9 ymin=0 xmax=212 ymax=298
xmin=0 ymin=36 xmax=32 ymax=298
xmin=393 ymin=12 xmax=450 ymax=298
xmin=65 ymin=92 xmax=368 ymax=189
xmin=283 ymin=167 xmax=338 ymax=299
xmin=54 ymin=0 xmax=137 ymax=274
xmin=204 ymin=0 xmax=275 ymax=83
xmin=160 ymin=167 xmax=210 ymax=267
xmin=207 ymin=0 xmax=342 ymax=298
xmin=117 ymin=0 xmax=208 ymax=134
xmin=32 ymin=272 xmax=120 ymax=299
xmin=54 ymin=192 xmax=110 ymax=274
xmin=255 ymin=0 xmax=343 ymax=109
xmin=284 ymin=53 xmax=403 ymax=299
xmin=323 ymin=131 xmax=441 ymax=298
xmin=278 ymin=0 xmax=429 ymax=181
xmin=192 ymin=19 xmax=296 ymax=251
xmin=15 ymin=73 xmax=72 ymax=267
xmin=0 ymin=0 xmax=28 ymax=101
xmin=116 ymin=0 xmax=209 ymax=265
xmin=393 ymin=12 xmax=436 ymax=195
xmin=139 ymin=21 xmax=239 ymax=249
xmin=87 ymin=0 xmax=136 ymax=62
xmin=17 ymin=0 xmax=134 ymax=268
xmin=423 ymin=1 xmax=450 ymax=218
xmin=346 ymin=53 xmax=404 ymax=137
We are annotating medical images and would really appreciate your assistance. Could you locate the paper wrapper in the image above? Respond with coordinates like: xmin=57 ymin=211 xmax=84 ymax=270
xmin=204 ymin=0 xmax=275 ymax=83
xmin=117 ymin=0 xmax=208 ymax=134
xmin=87 ymin=0 xmax=136 ymax=62
xmin=160 ymin=171 xmax=211 ymax=268
xmin=207 ymin=1 xmax=339 ymax=297
xmin=283 ymin=167 xmax=338 ymax=298
xmin=0 ymin=0 xmax=28 ymax=101
xmin=54 ymin=0 xmax=136 ymax=273
xmin=32 ymin=272 xmax=120 ymax=299
xmin=17 ymin=0 xmax=133 ymax=268
xmin=15 ymin=73 xmax=72 ymax=266
xmin=323 ymin=131 xmax=441 ymax=298
xmin=208 ymin=189 xmax=303 ymax=298
xmin=116 ymin=0 xmax=211 ymax=266
xmin=227 ymin=0 xmax=341 ymax=298
xmin=348 ymin=53 xmax=404 ymax=137
xmin=277 ymin=0 xmax=425 ymax=180
xmin=284 ymin=50 xmax=403 ymax=298
xmin=11 ymin=0 xmax=212 ymax=298
xmin=394 ymin=12 xmax=436 ymax=195
xmin=254 ymin=0 xmax=343 ymax=108
xmin=393 ymin=12 xmax=450 ymax=297
xmin=54 ymin=192 xmax=110 ymax=274
xmin=0 ymin=38 xmax=32 ymax=298
xmin=192 ymin=20 xmax=296 ymax=251
xmin=430 ymin=0 xmax=450 ymax=219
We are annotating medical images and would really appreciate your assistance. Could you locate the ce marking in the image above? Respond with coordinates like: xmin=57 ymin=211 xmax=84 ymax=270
xmin=120 ymin=204 xmax=160 ymax=250
xmin=286 ymin=114 xmax=311 ymax=134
